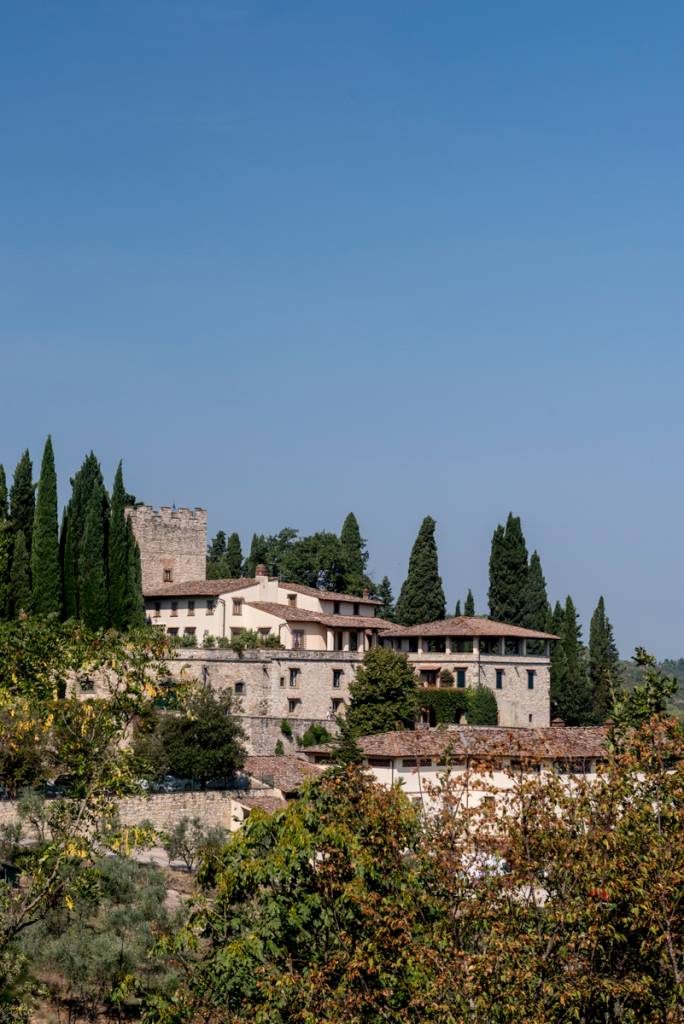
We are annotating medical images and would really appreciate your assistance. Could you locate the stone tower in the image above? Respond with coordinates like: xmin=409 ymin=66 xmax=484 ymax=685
xmin=125 ymin=505 xmax=207 ymax=592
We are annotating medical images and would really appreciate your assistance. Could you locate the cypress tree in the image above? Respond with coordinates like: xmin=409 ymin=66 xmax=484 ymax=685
xmin=454 ymin=600 xmax=461 ymax=616
xmin=108 ymin=462 xmax=144 ymax=629
xmin=340 ymin=513 xmax=368 ymax=594
xmin=488 ymin=514 xmax=530 ymax=624
xmin=588 ymin=596 xmax=620 ymax=724
xmin=124 ymin=517 xmax=145 ymax=628
xmin=244 ymin=533 xmax=269 ymax=577
xmin=61 ymin=506 xmax=78 ymax=619
xmin=0 ymin=465 xmax=7 ymax=519
xmin=550 ymin=596 xmax=592 ymax=725
xmin=522 ymin=550 xmax=549 ymax=631
xmin=376 ymin=576 xmax=395 ymax=621
xmin=79 ymin=483 xmax=108 ymax=629
xmin=9 ymin=530 xmax=31 ymax=615
xmin=10 ymin=450 xmax=35 ymax=556
xmin=207 ymin=531 xmax=227 ymax=578
xmin=464 ymin=589 xmax=475 ymax=616
xmin=488 ymin=524 xmax=506 ymax=621
xmin=30 ymin=436 xmax=61 ymax=616
xmin=61 ymin=453 xmax=106 ymax=621
xmin=0 ymin=466 xmax=9 ymax=618
xmin=395 ymin=517 xmax=445 ymax=626
xmin=224 ymin=532 xmax=243 ymax=577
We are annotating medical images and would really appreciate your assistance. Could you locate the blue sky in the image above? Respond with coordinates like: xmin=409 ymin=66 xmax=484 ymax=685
xmin=2 ymin=1 xmax=683 ymax=657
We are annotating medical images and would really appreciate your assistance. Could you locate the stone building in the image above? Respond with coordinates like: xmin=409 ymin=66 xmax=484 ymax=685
xmin=125 ymin=504 xmax=207 ymax=593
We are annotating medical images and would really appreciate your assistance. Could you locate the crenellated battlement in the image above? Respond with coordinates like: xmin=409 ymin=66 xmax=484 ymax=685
xmin=125 ymin=505 xmax=207 ymax=591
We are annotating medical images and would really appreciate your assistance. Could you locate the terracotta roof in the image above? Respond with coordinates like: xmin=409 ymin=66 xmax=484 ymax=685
xmin=307 ymin=726 xmax=608 ymax=761
xmin=380 ymin=616 xmax=558 ymax=641
xmin=246 ymin=602 xmax=394 ymax=631
xmin=244 ymin=755 xmax=325 ymax=794
xmin=239 ymin=795 xmax=288 ymax=813
xmin=280 ymin=582 xmax=382 ymax=605
xmin=144 ymin=578 xmax=259 ymax=598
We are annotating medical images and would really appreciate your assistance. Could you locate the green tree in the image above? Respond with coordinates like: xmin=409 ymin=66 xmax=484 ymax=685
xmin=345 ymin=647 xmax=419 ymax=735
xmin=522 ymin=550 xmax=548 ymax=631
xmin=30 ymin=436 xmax=61 ymax=617
xmin=464 ymin=589 xmax=475 ymax=616
xmin=79 ymin=483 xmax=109 ymax=630
xmin=395 ymin=516 xmax=445 ymax=626
xmin=454 ymin=600 xmax=461 ymax=616
xmin=207 ymin=530 xmax=243 ymax=578
xmin=610 ymin=648 xmax=678 ymax=735
xmin=135 ymin=682 xmax=246 ymax=787
xmin=108 ymin=462 xmax=144 ymax=630
xmin=339 ymin=512 xmax=368 ymax=594
xmin=0 ymin=469 xmax=10 ymax=619
xmin=0 ymin=466 xmax=7 ymax=519
xmin=9 ymin=451 xmax=35 ymax=558
xmin=244 ymin=532 xmax=268 ymax=576
xmin=588 ymin=596 xmax=620 ymax=724
xmin=551 ymin=596 xmax=592 ymax=725
xmin=279 ymin=531 xmax=347 ymax=591
xmin=488 ymin=513 xmax=529 ymax=624
xmin=466 ymin=685 xmax=498 ymax=725
xmin=9 ymin=531 xmax=30 ymax=616
xmin=376 ymin=576 xmax=395 ymax=621
xmin=61 ymin=453 xmax=106 ymax=620
xmin=224 ymin=532 xmax=244 ymax=577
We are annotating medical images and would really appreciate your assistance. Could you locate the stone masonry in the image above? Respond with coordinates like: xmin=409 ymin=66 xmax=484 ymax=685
xmin=126 ymin=505 xmax=208 ymax=591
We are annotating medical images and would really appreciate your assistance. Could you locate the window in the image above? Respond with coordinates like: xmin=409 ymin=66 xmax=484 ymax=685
xmin=335 ymin=631 xmax=344 ymax=651
xmin=184 ymin=627 xmax=195 ymax=637
xmin=232 ymin=599 xmax=243 ymax=615
xmin=331 ymin=698 xmax=344 ymax=713
xmin=188 ymin=600 xmax=195 ymax=617
xmin=292 ymin=630 xmax=305 ymax=650
xmin=528 ymin=713 xmax=533 ymax=723
xmin=450 ymin=638 xmax=473 ymax=654
xmin=206 ymin=599 xmax=215 ymax=615
xmin=231 ymin=627 xmax=243 ymax=638
xmin=505 ymin=638 xmax=520 ymax=655
xmin=289 ymin=668 xmax=300 ymax=687
xmin=167 ymin=627 xmax=178 ymax=636
xmin=288 ymin=698 xmax=301 ymax=713
xmin=527 ymin=670 xmax=535 ymax=690
xmin=170 ymin=601 xmax=178 ymax=617
xmin=333 ymin=601 xmax=340 ymax=614
xmin=401 ymin=758 xmax=432 ymax=768
xmin=235 ymin=681 xmax=245 ymax=695
xmin=480 ymin=638 xmax=500 ymax=655
xmin=287 ymin=593 xmax=297 ymax=607
xmin=279 ymin=676 xmax=285 ymax=687
xmin=420 ymin=669 xmax=437 ymax=685
xmin=368 ymin=757 xmax=391 ymax=768
xmin=409 ymin=638 xmax=419 ymax=653
xmin=456 ymin=668 xmax=467 ymax=688
xmin=332 ymin=669 xmax=343 ymax=689
xmin=349 ymin=631 xmax=358 ymax=652
xmin=259 ymin=627 xmax=271 ymax=639
xmin=153 ymin=602 xmax=161 ymax=618
xmin=353 ymin=603 xmax=359 ymax=616
xmin=163 ymin=568 xmax=173 ymax=582
xmin=495 ymin=669 xmax=504 ymax=690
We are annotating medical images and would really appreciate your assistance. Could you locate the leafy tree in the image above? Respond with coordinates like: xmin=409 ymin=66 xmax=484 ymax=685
xmin=9 ymin=531 xmax=30 ymax=616
xmin=610 ymin=648 xmax=678 ymax=736
xmin=108 ymin=462 xmax=144 ymax=629
xmin=345 ymin=647 xmax=418 ymax=735
xmin=339 ymin=512 xmax=368 ymax=594
xmin=9 ymin=451 xmax=34 ymax=558
xmin=488 ymin=513 xmax=529 ymax=624
xmin=376 ymin=576 xmax=395 ymax=621
xmin=466 ymin=685 xmax=499 ymax=725
xmin=395 ymin=516 xmax=445 ymax=626
xmin=464 ymin=589 xmax=475 ymax=616
xmin=588 ymin=595 xmax=621 ymax=724
xmin=279 ymin=531 xmax=347 ymax=591
xmin=134 ymin=682 xmax=246 ymax=787
xmin=79 ymin=482 xmax=109 ymax=630
xmin=299 ymin=724 xmax=332 ymax=747
xmin=331 ymin=717 xmax=364 ymax=766
xmin=30 ymin=436 xmax=61 ymax=617
xmin=161 ymin=817 xmax=227 ymax=872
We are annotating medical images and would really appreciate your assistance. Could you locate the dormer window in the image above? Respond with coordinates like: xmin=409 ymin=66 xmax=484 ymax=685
xmin=288 ymin=594 xmax=297 ymax=608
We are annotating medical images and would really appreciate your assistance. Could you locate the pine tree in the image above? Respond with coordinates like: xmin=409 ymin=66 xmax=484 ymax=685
xmin=9 ymin=530 xmax=31 ymax=615
xmin=108 ymin=462 xmax=144 ymax=629
xmin=522 ymin=550 xmax=549 ymax=631
xmin=340 ymin=513 xmax=368 ymax=594
xmin=376 ymin=576 xmax=395 ymax=621
xmin=464 ymin=589 xmax=475 ymax=616
xmin=454 ymin=600 xmax=461 ymax=616
xmin=395 ymin=517 xmax=445 ymax=626
xmin=10 ymin=450 xmax=35 ymax=556
xmin=79 ymin=483 xmax=108 ymax=629
xmin=224 ymin=532 xmax=243 ymax=577
xmin=30 ymin=436 xmax=61 ymax=616
xmin=588 ymin=596 xmax=621 ymax=724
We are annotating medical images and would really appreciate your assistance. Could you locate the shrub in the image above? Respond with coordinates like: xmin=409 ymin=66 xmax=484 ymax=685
xmin=203 ymin=634 xmax=216 ymax=649
xmin=178 ymin=633 xmax=197 ymax=648
xmin=274 ymin=739 xmax=285 ymax=756
xmin=466 ymin=685 xmax=498 ymax=726
xmin=300 ymin=724 xmax=332 ymax=748
xmin=280 ymin=719 xmax=293 ymax=740
xmin=438 ymin=668 xmax=454 ymax=688
xmin=162 ymin=817 xmax=227 ymax=872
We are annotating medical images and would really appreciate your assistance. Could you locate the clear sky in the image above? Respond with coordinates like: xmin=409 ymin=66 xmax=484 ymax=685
xmin=2 ymin=2 xmax=683 ymax=658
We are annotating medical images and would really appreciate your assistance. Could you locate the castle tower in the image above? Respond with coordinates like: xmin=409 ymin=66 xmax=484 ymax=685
xmin=125 ymin=505 xmax=207 ymax=592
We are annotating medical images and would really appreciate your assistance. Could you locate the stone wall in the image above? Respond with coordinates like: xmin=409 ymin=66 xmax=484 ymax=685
xmin=125 ymin=505 xmax=207 ymax=591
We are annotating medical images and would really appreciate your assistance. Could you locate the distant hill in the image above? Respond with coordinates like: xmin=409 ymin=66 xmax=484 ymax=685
xmin=619 ymin=658 xmax=684 ymax=719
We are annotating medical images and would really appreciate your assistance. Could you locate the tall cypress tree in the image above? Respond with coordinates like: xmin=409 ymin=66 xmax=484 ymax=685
xmin=376 ymin=576 xmax=395 ymax=621
xmin=522 ymin=550 xmax=548 ymax=630
xmin=340 ymin=513 xmax=368 ymax=594
xmin=0 ymin=466 xmax=7 ymax=519
xmin=109 ymin=462 xmax=144 ymax=629
xmin=588 ymin=596 xmax=620 ymax=724
xmin=0 ymin=466 xmax=9 ymax=618
xmin=244 ymin=533 xmax=269 ymax=577
xmin=488 ymin=514 xmax=529 ymax=624
xmin=61 ymin=453 xmax=106 ymax=620
xmin=31 ymin=436 xmax=61 ymax=616
xmin=9 ymin=530 xmax=31 ymax=615
xmin=10 ymin=450 xmax=35 ymax=556
xmin=464 ymin=589 xmax=475 ymax=616
xmin=454 ymin=600 xmax=461 ymax=616
xmin=207 ymin=531 xmax=227 ymax=578
xmin=224 ymin=532 xmax=243 ymax=577
xmin=488 ymin=524 xmax=506 ymax=621
xmin=550 ymin=596 xmax=592 ymax=725
xmin=395 ymin=516 xmax=445 ymax=626
xmin=79 ymin=482 xmax=109 ymax=630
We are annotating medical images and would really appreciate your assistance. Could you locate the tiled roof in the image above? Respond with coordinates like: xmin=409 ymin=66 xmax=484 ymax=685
xmin=246 ymin=602 xmax=394 ymax=631
xmin=144 ymin=578 xmax=259 ymax=598
xmin=244 ymin=755 xmax=325 ymax=794
xmin=239 ymin=795 xmax=288 ymax=813
xmin=280 ymin=582 xmax=382 ymax=605
xmin=380 ymin=616 xmax=558 ymax=641
xmin=307 ymin=726 xmax=608 ymax=761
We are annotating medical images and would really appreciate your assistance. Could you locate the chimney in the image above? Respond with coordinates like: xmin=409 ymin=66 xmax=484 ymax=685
xmin=255 ymin=564 xmax=268 ymax=577
xmin=551 ymin=717 xmax=565 ymax=728
xmin=362 ymin=587 xmax=369 ymax=599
